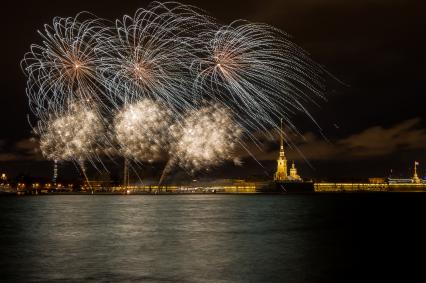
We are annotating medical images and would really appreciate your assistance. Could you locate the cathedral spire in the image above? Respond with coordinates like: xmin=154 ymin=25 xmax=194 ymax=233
xmin=274 ymin=118 xmax=288 ymax=181
xmin=274 ymin=120 xmax=303 ymax=182
xmin=279 ymin=118 xmax=285 ymax=158
xmin=280 ymin=118 xmax=283 ymax=148
xmin=413 ymin=161 xmax=420 ymax=184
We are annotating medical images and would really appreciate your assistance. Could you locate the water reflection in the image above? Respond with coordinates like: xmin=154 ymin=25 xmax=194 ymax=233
xmin=1 ymin=194 xmax=425 ymax=282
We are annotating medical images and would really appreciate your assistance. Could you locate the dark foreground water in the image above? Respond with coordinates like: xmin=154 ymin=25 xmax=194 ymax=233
xmin=1 ymin=194 xmax=426 ymax=282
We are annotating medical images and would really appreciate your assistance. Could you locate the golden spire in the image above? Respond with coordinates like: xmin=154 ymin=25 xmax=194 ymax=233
xmin=413 ymin=161 xmax=420 ymax=184
xmin=279 ymin=118 xmax=285 ymax=158
xmin=274 ymin=118 xmax=288 ymax=181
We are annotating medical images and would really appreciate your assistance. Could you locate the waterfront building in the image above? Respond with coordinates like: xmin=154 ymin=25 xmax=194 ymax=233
xmin=369 ymin=178 xmax=386 ymax=184
xmin=274 ymin=121 xmax=302 ymax=181
xmin=413 ymin=161 xmax=421 ymax=184
xmin=274 ymin=127 xmax=288 ymax=181
xmin=289 ymin=162 xmax=302 ymax=181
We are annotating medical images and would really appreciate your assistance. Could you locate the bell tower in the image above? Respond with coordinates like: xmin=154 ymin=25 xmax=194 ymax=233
xmin=413 ymin=161 xmax=420 ymax=184
xmin=274 ymin=119 xmax=288 ymax=181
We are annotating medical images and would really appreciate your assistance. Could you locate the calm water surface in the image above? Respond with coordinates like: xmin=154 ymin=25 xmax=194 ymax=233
xmin=0 ymin=194 xmax=425 ymax=282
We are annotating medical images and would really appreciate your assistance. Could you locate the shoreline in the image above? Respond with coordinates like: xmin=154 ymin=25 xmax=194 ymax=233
xmin=2 ymin=190 xmax=426 ymax=196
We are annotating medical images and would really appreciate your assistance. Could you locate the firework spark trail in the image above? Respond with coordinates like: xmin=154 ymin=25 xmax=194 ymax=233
xmin=191 ymin=21 xmax=327 ymax=141
xmin=113 ymin=99 xmax=173 ymax=163
xmin=97 ymin=2 xmax=214 ymax=115
xmin=21 ymin=13 xmax=111 ymax=116
xmin=159 ymin=104 xmax=242 ymax=184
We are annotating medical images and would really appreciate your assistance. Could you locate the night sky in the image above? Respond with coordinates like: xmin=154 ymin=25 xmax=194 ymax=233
xmin=1 ymin=0 xmax=425 ymax=181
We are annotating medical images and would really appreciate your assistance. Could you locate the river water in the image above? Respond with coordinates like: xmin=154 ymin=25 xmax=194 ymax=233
xmin=0 ymin=194 xmax=425 ymax=282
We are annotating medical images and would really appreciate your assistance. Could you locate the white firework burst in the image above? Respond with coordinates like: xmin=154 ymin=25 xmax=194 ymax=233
xmin=21 ymin=13 xmax=110 ymax=117
xmin=192 ymin=21 xmax=327 ymax=137
xmin=97 ymin=2 xmax=212 ymax=113
xmin=113 ymin=99 xmax=173 ymax=163
xmin=170 ymin=103 xmax=242 ymax=173
xmin=37 ymin=102 xmax=105 ymax=165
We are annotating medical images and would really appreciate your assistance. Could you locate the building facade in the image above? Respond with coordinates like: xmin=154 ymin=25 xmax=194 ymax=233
xmin=274 ymin=124 xmax=302 ymax=182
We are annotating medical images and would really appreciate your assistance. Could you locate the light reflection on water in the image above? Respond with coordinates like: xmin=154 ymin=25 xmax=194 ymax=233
xmin=0 ymin=194 xmax=425 ymax=282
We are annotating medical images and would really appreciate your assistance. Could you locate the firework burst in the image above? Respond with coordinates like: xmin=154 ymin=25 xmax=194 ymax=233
xmin=159 ymin=104 xmax=242 ymax=183
xmin=192 ymin=21 xmax=327 ymax=137
xmin=21 ymin=13 xmax=110 ymax=117
xmin=113 ymin=99 xmax=173 ymax=163
xmin=97 ymin=2 xmax=212 ymax=113
xmin=37 ymin=102 xmax=105 ymax=166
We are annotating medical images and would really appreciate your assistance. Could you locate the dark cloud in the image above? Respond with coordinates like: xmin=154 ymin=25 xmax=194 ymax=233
xmin=0 ymin=153 xmax=21 ymax=162
xmin=240 ymin=118 xmax=426 ymax=162
xmin=15 ymin=138 xmax=39 ymax=153
xmin=0 ymin=138 xmax=41 ymax=162
xmin=339 ymin=118 xmax=426 ymax=157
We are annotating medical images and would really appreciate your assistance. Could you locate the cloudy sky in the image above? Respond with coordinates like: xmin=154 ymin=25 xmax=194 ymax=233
xmin=1 ymin=0 xmax=425 ymax=180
